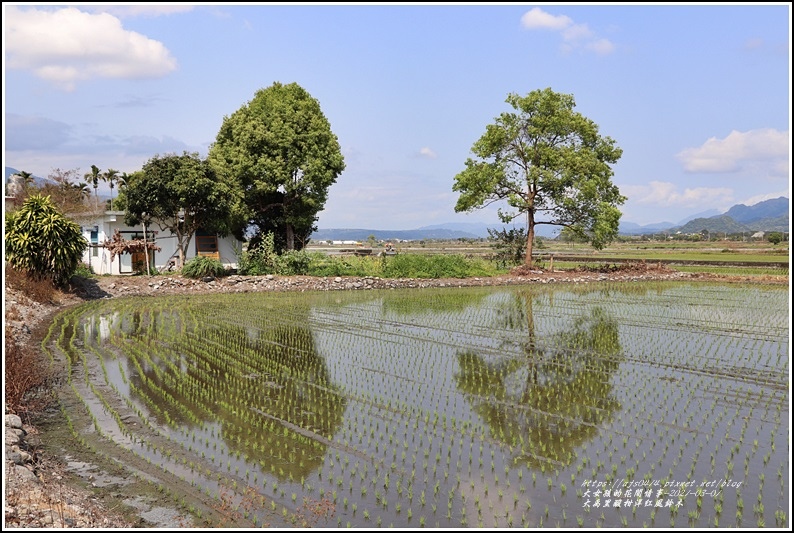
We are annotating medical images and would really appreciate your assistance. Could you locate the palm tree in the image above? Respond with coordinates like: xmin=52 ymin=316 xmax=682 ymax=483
xmin=17 ymin=170 xmax=35 ymax=189
xmin=74 ymin=181 xmax=92 ymax=201
xmin=103 ymin=168 xmax=119 ymax=210
xmin=85 ymin=165 xmax=101 ymax=209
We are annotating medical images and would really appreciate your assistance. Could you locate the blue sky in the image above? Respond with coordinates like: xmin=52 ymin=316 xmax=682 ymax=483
xmin=3 ymin=3 xmax=791 ymax=231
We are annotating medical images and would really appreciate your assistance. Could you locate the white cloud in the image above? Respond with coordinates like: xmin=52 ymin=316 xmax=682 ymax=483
xmin=418 ymin=147 xmax=437 ymax=159
xmin=561 ymin=23 xmax=593 ymax=42
xmin=585 ymin=38 xmax=616 ymax=56
xmin=5 ymin=6 xmax=177 ymax=90
xmin=520 ymin=7 xmax=615 ymax=56
xmin=520 ymin=8 xmax=572 ymax=30
xmin=676 ymin=128 xmax=789 ymax=173
xmin=622 ymin=181 xmax=734 ymax=208
xmin=84 ymin=5 xmax=195 ymax=18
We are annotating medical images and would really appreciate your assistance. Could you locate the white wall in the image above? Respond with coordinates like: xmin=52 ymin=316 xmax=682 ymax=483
xmin=80 ymin=213 xmax=241 ymax=275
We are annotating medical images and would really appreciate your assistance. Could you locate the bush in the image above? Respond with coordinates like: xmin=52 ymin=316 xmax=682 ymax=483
xmin=306 ymin=255 xmax=383 ymax=277
xmin=72 ymin=262 xmax=94 ymax=279
xmin=238 ymin=232 xmax=279 ymax=275
xmin=381 ymin=253 xmax=498 ymax=279
xmin=5 ymin=266 xmax=56 ymax=304
xmin=487 ymin=227 xmax=527 ymax=268
xmin=276 ymin=250 xmax=314 ymax=275
xmin=5 ymin=325 xmax=54 ymax=416
xmin=182 ymin=256 xmax=226 ymax=279
xmin=5 ymin=194 xmax=88 ymax=287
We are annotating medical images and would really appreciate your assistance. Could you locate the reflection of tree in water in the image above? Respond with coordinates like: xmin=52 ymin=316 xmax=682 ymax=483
xmin=218 ymin=324 xmax=347 ymax=481
xmin=381 ymin=286 xmax=493 ymax=316
xmin=454 ymin=290 xmax=622 ymax=469
xmin=126 ymin=311 xmax=346 ymax=481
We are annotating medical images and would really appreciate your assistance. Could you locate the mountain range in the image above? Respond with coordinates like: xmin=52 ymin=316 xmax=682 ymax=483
xmin=314 ymin=198 xmax=789 ymax=241
xmin=6 ymin=167 xmax=789 ymax=240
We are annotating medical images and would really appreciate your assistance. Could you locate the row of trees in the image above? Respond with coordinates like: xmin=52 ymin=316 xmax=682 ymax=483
xmin=84 ymin=165 xmax=126 ymax=210
xmin=7 ymin=84 xmax=627 ymax=284
xmin=120 ymin=82 xmax=346 ymax=267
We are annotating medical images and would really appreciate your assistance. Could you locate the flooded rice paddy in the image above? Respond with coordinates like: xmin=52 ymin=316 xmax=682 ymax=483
xmin=45 ymin=281 xmax=789 ymax=527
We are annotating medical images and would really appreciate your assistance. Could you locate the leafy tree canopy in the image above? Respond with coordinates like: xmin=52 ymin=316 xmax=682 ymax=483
xmin=208 ymin=81 xmax=345 ymax=252
xmin=453 ymin=88 xmax=625 ymax=266
xmin=122 ymin=151 xmax=243 ymax=267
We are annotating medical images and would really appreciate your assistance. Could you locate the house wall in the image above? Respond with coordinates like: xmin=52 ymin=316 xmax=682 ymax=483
xmin=79 ymin=212 xmax=241 ymax=275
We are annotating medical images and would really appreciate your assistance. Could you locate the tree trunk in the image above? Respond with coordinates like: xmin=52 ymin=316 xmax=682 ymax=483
xmin=286 ymin=224 xmax=295 ymax=251
xmin=176 ymin=230 xmax=186 ymax=268
xmin=524 ymin=220 xmax=535 ymax=267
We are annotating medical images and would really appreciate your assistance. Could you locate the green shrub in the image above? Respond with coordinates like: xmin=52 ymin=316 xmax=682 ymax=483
xmin=276 ymin=250 xmax=314 ymax=275
xmin=238 ymin=232 xmax=279 ymax=275
xmin=381 ymin=253 xmax=499 ymax=279
xmin=182 ymin=256 xmax=226 ymax=279
xmin=487 ymin=227 xmax=527 ymax=267
xmin=306 ymin=255 xmax=384 ymax=277
xmin=72 ymin=262 xmax=94 ymax=279
xmin=5 ymin=194 xmax=88 ymax=287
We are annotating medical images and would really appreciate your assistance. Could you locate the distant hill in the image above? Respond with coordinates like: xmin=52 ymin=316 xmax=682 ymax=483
xmin=620 ymin=197 xmax=788 ymax=235
xmin=311 ymin=222 xmax=560 ymax=242
xmin=674 ymin=214 xmax=753 ymax=235
xmin=675 ymin=208 xmax=722 ymax=225
xmin=723 ymin=197 xmax=788 ymax=223
xmin=672 ymin=197 xmax=789 ymax=235
xmin=310 ymin=227 xmax=481 ymax=242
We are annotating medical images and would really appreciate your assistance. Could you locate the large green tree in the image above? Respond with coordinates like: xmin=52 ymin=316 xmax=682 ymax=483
xmin=122 ymin=151 xmax=243 ymax=268
xmin=453 ymin=88 xmax=625 ymax=267
xmin=5 ymin=194 xmax=88 ymax=286
xmin=208 ymin=81 xmax=345 ymax=252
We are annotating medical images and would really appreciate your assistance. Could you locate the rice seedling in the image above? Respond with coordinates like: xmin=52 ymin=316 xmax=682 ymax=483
xmin=48 ymin=282 xmax=787 ymax=528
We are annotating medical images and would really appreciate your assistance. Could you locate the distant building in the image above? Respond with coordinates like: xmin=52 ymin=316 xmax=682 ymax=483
xmin=751 ymin=231 xmax=765 ymax=239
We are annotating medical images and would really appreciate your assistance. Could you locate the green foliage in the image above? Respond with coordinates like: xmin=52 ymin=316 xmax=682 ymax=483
xmin=487 ymin=227 xmax=527 ymax=267
xmin=182 ymin=256 xmax=227 ymax=279
xmin=72 ymin=262 xmax=94 ymax=279
xmin=238 ymin=232 xmax=280 ymax=275
xmin=381 ymin=253 xmax=499 ymax=279
xmin=453 ymin=87 xmax=625 ymax=266
xmin=767 ymin=232 xmax=783 ymax=245
xmin=305 ymin=254 xmax=384 ymax=277
xmin=240 ymin=244 xmax=503 ymax=279
xmin=209 ymin=81 xmax=345 ymax=251
xmin=277 ymin=250 xmax=314 ymax=275
xmin=5 ymin=194 xmax=88 ymax=286
xmin=123 ymin=152 xmax=243 ymax=267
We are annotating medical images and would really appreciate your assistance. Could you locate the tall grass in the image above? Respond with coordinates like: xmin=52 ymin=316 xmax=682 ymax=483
xmin=241 ymin=250 xmax=506 ymax=279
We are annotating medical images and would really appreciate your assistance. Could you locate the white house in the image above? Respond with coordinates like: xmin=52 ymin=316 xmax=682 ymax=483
xmin=75 ymin=211 xmax=242 ymax=275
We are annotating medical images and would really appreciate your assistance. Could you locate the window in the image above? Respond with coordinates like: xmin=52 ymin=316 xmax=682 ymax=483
xmin=90 ymin=228 xmax=99 ymax=257
xmin=196 ymin=231 xmax=219 ymax=260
